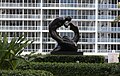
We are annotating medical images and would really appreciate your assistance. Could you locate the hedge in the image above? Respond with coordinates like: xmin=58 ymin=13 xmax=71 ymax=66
xmin=18 ymin=62 xmax=120 ymax=76
xmin=0 ymin=70 xmax=53 ymax=76
xmin=32 ymin=55 xmax=105 ymax=63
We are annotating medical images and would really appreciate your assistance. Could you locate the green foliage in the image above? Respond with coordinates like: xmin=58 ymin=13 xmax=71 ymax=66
xmin=0 ymin=70 xmax=53 ymax=76
xmin=23 ymin=53 xmax=48 ymax=62
xmin=32 ymin=55 xmax=105 ymax=63
xmin=18 ymin=62 xmax=120 ymax=76
xmin=0 ymin=34 xmax=33 ymax=70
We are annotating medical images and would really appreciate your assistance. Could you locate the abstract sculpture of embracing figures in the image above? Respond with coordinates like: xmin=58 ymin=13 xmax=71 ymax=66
xmin=49 ymin=16 xmax=81 ymax=55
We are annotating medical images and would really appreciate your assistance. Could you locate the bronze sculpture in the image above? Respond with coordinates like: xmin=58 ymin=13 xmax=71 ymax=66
xmin=49 ymin=16 xmax=80 ymax=54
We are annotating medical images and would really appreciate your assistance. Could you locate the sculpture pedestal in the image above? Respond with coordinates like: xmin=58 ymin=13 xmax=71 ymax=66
xmin=51 ymin=51 xmax=83 ymax=55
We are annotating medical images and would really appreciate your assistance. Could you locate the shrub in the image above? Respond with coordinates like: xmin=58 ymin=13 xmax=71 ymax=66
xmin=18 ymin=62 xmax=120 ymax=76
xmin=0 ymin=70 xmax=53 ymax=76
xmin=32 ymin=55 xmax=105 ymax=63
xmin=0 ymin=34 xmax=33 ymax=70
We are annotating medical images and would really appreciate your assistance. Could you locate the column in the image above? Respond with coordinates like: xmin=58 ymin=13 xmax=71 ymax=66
xmin=95 ymin=0 xmax=98 ymax=53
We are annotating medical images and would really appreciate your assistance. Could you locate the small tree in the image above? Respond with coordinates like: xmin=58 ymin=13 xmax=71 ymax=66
xmin=0 ymin=34 xmax=33 ymax=70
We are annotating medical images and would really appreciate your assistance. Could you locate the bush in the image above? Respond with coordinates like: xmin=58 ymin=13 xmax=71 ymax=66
xmin=0 ymin=70 xmax=53 ymax=76
xmin=32 ymin=55 xmax=105 ymax=63
xmin=18 ymin=62 xmax=120 ymax=76
xmin=0 ymin=34 xmax=33 ymax=70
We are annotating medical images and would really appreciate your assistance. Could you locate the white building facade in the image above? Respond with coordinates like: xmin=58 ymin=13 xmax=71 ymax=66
xmin=0 ymin=0 xmax=120 ymax=55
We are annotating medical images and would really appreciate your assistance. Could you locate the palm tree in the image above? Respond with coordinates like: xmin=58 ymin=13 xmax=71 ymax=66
xmin=0 ymin=34 xmax=33 ymax=70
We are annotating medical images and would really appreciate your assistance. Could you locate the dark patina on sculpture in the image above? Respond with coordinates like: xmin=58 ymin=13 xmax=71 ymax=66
xmin=49 ymin=16 xmax=81 ymax=55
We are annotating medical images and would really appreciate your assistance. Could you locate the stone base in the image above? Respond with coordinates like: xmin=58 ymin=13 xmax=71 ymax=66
xmin=51 ymin=51 xmax=83 ymax=55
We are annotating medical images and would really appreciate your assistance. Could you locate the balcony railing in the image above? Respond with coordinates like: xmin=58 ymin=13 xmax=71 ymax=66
xmin=42 ymin=37 xmax=55 ymax=42
xmin=98 ymin=27 xmax=120 ymax=32
xmin=43 ymin=3 xmax=59 ymax=7
xmin=0 ymin=26 xmax=41 ymax=30
xmin=0 ymin=26 xmax=22 ymax=30
xmin=79 ymin=27 xmax=95 ymax=31
xmin=78 ymin=49 xmax=95 ymax=52
xmin=98 ymin=50 xmax=120 ymax=53
xmin=42 ymin=26 xmax=95 ymax=31
xmin=98 ymin=38 xmax=120 ymax=42
xmin=7 ymin=37 xmax=40 ymax=42
xmin=24 ymin=3 xmax=41 ymax=7
xmin=98 ymin=50 xmax=112 ymax=53
xmin=0 ymin=3 xmax=119 ymax=9
xmin=98 ymin=4 xmax=117 ymax=9
xmin=80 ymin=38 xmax=95 ymax=42
xmin=0 ymin=3 xmax=41 ymax=7
xmin=0 ymin=14 xmax=40 ymax=19
xmin=43 ymin=15 xmax=96 ymax=20
xmin=98 ymin=15 xmax=116 ymax=19
xmin=24 ymin=14 xmax=41 ymax=19
xmin=42 ymin=3 xmax=95 ymax=8
xmin=23 ymin=26 xmax=41 ymax=30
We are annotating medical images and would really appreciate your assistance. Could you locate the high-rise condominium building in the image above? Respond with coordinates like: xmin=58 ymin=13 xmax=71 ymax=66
xmin=0 ymin=0 xmax=119 ymax=55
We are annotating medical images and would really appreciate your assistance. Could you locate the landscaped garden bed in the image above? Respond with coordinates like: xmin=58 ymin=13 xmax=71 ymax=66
xmin=18 ymin=62 xmax=120 ymax=76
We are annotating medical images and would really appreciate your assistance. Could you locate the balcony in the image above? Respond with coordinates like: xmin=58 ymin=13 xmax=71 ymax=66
xmin=42 ymin=3 xmax=59 ymax=7
xmin=43 ymin=15 xmax=96 ymax=20
xmin=24 ymin=3 xmax=40 ymax=7
xmin=79 ymin=27 xmax=95 ymax=31
xmin=0 ymin=26 xmax=41 ymax=30
xmin=0 ymin=26 xmax=22 ymax=30
xmin=98 ymin=15 xmax=116 ymax=19
xmin=0 ymin=3 xmax=23 ymax=7
xmin=80 ymin=38 xmax=95 ymax=42
xmin=7 ymin=37 xmax=40 ymax=42
xmin=42 ymin=3 xmax=95 ymax=8
xmin=24 ymin=26 xmax=41 ymax=30
xmin=78 ymin=49 xmax=95 ymax=52
xmin=42 ymin=37 xmax=55 ymax=42
xmin=98 ymin=38 xmax=120 ymax=42
xmin=0 ymin=3 xmax=41 ymax=7
xmin=98 ymin=50 xmax=120 ymax=53
xmin=98 ymin=50 xmax=112 ymax=53
xmin=98 ymin=4 xmax=117 ymax=9
xmin=24 ymin=14 xmax=41 ymax=19
xmin=98 ymin=27 xmax=120 ymax=32
xmin=0 ymin=14 xmax=40 ymax=19
xmin=60 ymin=3 xmax=95 ymax=8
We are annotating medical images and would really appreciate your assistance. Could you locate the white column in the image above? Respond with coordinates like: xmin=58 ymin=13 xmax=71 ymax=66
xmin=95 ymin=0 xmax=98 ymax=53
xmin=22 ymin=0 xmax=24 ymax=30
xmin=40 ymin=0 xmax=43 ymax=53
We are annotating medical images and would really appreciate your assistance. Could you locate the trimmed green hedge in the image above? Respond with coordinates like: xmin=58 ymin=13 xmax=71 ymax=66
xmin=33 ymin=55 xmax=105 ymax=63
xmin=18 ymin=62 xmax=120 ymax=76
xmin=0 ymin=70 xmax=53 ymax=76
